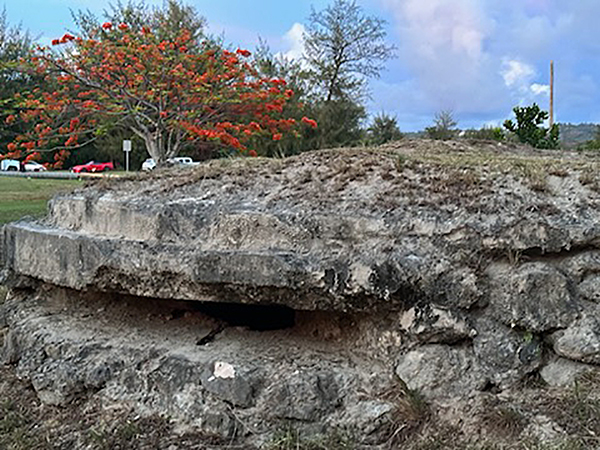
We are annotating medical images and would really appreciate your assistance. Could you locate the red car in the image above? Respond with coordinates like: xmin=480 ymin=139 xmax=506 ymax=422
xmin=71 ymin=161 xmax=114 ymax=173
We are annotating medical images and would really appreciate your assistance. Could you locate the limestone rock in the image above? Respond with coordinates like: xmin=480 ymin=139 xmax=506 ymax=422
xmin=524 ymin=415 xmax=566 ymax=443
xmin=395 ymin=345 xmax=488 ymax=399
xmin=0 ymin=287 xmax=401 ymax=444
xmin=30 ymin=360 xmax=85 ymax=405
xmin=551 ymin=308 xmax=600 ymax=365
xmin=431 ymin=267 xmax=484 ymax=309
xmin=473 ymin=318 xmax=543 ymax=389
xmin=559 ymin=251 xmax=600 ymax=282
xmin=399 ymin=305 xmax=476 ymax=344
xmin=487 ymin=262 xmax=579 ymax=333
xmin=4 ymin=145 xmax=600 ymax=315
xmin=200 ymin=360 xmax=263 ymax=408
xmin=259 ymin=371 xmax=342 ymax=421
xmin=540 ymin=357 xmax=595 ymax=387
xmin=337 ymin=400 xmax=397 ymax=443
xmin=578 ymin=274 xmax=600 ymax=303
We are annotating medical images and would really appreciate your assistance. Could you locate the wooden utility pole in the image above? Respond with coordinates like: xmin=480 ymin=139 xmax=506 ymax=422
xmin=549 ymin=60 xmax=554 ymax=128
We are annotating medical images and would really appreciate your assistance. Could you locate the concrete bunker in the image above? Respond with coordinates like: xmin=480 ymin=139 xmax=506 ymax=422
xmin=3 ymin=144 xmax=600 ymax=448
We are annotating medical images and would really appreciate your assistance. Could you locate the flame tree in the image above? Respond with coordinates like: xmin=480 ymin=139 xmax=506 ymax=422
xmin=7 ymin=22 xmax=316 ymax=167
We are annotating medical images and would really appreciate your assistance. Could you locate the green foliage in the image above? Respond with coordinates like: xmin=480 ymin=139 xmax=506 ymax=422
xmin=462 ymin=126 xmax=505 ymax=141
xmin=304 ymin=0 xmax=395 ymax=102
xmin=250 ymin=39 xmax=316 ymax=157
xmin=32 ymin=0 xmax=211 ymax=167
xmin=308 ymin=100 xmax=367 ymax=149
xmin=254 ymin=99 xmax=366 ymax=154
xmin=426 ymin=110 xmax=458 ymax=140
xmin=367 ymin=112 xmax=403 ymax=145
xmin=72 ymin=0 xmax=207 ymax=44
xmin=254 ymin=38 xmax=312 ymax=98
xmin=579 ymin=140 xmax=600 ymax=151
xmin=503 ymin=103 xmax=560 ymax=149
xmin=4 ymin=0 xmax=398 ymax=162
xmin=252 ymin=39 xmax=367 ymax=155
xmin=0 ymin=8 xmax=32 ymax=84
xmin=0 ymin=8 xmax=38 ymax=155
xmin=251 ymin=0 xmax=396 ymax=154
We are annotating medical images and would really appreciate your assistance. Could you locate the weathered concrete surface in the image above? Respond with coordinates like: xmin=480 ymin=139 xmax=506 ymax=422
xmin=3 ymin=141 xmax=600 ymax=446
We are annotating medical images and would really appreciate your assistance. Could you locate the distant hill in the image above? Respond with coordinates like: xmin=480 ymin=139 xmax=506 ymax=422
xmin=559 ymin=123 xmax=598 ymax=147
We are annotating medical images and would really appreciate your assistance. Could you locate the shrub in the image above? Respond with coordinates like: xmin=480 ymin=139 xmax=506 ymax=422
xmin=503 ymin=103 xmax=559 ymax=149
xmin=426 ymin=110 xmax=458 ymax=140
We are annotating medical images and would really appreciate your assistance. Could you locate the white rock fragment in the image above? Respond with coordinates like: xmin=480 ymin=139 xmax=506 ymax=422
xmin=213 ymin=361 xmax=235 ymax=379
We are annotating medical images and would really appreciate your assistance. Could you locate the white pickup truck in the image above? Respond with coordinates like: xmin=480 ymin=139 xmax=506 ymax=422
xmin=141 ymin=157 xmax=200 ymax=171
xmin=1 ymin=159 xmax=20 ymax=171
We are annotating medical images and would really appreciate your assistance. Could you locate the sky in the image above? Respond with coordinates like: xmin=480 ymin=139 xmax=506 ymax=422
xmin=3 ymin=0 xmax=599 ymax=131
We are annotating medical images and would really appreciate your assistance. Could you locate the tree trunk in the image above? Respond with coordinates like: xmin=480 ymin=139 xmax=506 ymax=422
xmin=144 ymin=135 xmax=164 ymax=165
xmin=140 ymin=129 xmax=180 ymax=167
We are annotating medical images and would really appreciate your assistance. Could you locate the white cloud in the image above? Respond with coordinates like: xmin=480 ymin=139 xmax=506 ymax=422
xmin=530 ymin=83 xmax=550 ymax=96
xmin=278 ymin=22 xmax=305 ymax=61
xmin=497 ymin=58 xmax=555 ymax=108
xmin=381 ymin=0 xmax=505 ymax=114
xmin=501 ymin=59 xmax=535 ymax=88
xmin=499 ymin=60 xmax=551 ymax=103
xmin=392 ymin=0 xmax=487 ymax=62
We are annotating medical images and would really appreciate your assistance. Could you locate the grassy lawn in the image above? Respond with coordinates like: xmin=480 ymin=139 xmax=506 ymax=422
xmin=0 ymin=177 xmax=82 ymax=225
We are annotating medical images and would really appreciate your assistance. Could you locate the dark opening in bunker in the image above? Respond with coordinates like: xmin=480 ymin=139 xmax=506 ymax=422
xmin=188 ymin=301 xmax=296 ymax=332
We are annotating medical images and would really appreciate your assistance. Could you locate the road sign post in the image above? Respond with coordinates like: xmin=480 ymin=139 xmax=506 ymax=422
xmin=123 ymin=140 xmax=132 ymax=172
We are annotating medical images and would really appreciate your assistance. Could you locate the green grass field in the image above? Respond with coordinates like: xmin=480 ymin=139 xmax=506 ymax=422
xmin=0 ymin=177 xmax=82 ymax=225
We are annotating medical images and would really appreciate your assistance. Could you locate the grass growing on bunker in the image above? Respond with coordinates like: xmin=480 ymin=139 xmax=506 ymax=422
xmin=0 ymin=177 xmax=81 ymax=224
xmin=265 ymin=427 xmax=356 ymax=450
xmin=534 ymin=371 xmax=600 ymax=449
